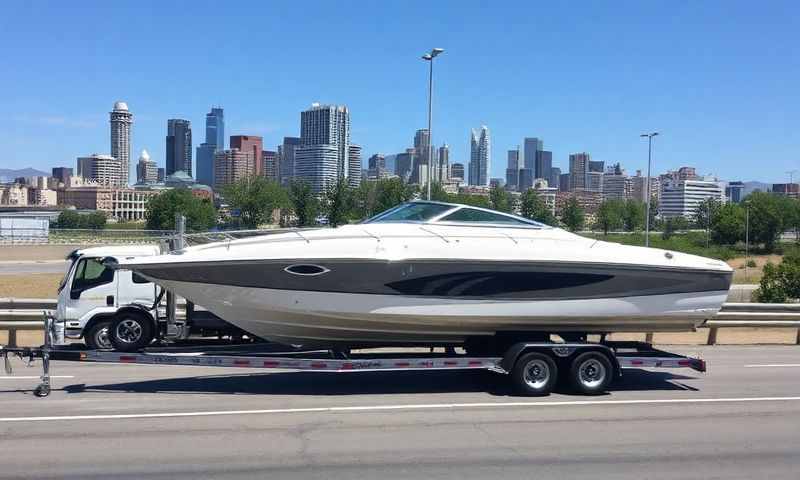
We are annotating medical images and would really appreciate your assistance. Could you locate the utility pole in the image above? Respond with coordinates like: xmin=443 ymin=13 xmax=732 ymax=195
xmin=422 ymin=48 xmax=444 ymax=201
xmin=640 ymin=132 xmax=659 ymax=247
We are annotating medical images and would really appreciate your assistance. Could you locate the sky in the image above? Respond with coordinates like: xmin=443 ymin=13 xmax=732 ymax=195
xmin=0 ymin=0 xmax=798 ymax=183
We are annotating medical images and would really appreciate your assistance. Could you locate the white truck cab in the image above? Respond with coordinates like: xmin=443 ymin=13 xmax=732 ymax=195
xmin=57 ymin=245 xmax=161 ymax=349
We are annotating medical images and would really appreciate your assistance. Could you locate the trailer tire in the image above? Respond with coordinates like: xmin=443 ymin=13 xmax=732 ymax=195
xmin=511 ymin=352 xmax=557 ymax=396
xmin=84 ymin=321 xmax=113 ymax=350
xmin=109 ymin=312 xmax=154 ymax=352
xmin=569 ymin=351 xmax=613 ymax=395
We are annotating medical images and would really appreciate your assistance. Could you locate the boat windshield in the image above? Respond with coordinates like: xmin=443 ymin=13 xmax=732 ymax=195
xmin=366 ymin=202 xmax=455 ymax=223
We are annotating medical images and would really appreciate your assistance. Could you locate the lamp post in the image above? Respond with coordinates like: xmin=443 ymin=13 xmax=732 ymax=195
xmin=744 ymin=200 xmax=751 ymax=282
xmin=640 ymin=132 xmax=659 ymax=247
xmin=422 ymin=48 xmax=444 ymax=201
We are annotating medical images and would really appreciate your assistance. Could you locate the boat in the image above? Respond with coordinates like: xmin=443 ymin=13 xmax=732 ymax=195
xmin=112 ymin=201 xmax=733 ymax=349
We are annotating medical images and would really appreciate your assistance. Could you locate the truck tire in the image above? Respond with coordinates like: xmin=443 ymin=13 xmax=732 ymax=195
xmin=109 ymin=312 xmax=154 ymax=352
xmin=569 ymin=351 xmax=613 ymax=395
xmin=511 ymin=352 xmax=557 ymax=396
xmin=84 ymin=321 xmax=113 ymax=350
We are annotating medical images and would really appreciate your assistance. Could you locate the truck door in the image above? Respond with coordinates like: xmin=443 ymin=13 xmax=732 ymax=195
xmin=65 ymin=257 xmax=118 ymax=322
xmin=115 ymin=269 xmax=157 ymax=307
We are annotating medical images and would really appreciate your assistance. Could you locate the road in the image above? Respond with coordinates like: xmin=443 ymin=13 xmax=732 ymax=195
xmin=0 ymin=260 xmax=67 ymax=275
xmin=1 ymin=345 xmax=799 ymax=479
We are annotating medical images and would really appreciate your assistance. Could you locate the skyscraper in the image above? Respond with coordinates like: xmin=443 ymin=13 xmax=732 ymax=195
xmin=263 ymin=150 xmax=279 ymax=182
xmin=437 ymin=143 xmax=450 ymax=182
xmin=300 ymin=103 xmax=351 ymax=179
xmin=166 ymin=119 xmax=192 ymax=176
xmin=450 ymin=163 xmax=465 ymax=183
xmin=278 ymin=137 xmax=301 ymax=185
xmin=569 ymin=152 xmax=591 ymax=191
xmin=110 ymin=101 xmax=133 ymax=185
xmin=347 ymin=144 xmax=362 ymax=187
xmin=51 ymin=167 xmax=73 ymax=184
xmin=196 ymin=107 xmax=224 ymax=187
xmin=468 ymin=126 xmax=490 ymax=186
xmin=230 ymin=135 xmax=263 ymax=176
xmin=589 ymin=160 xmax=605 ymax=173
xmin=506 ymin=148 xmax=520 ymax=191
xmin=367 ymin=153 xmax=386 ymax=179
xmin=395 ymin=149 xmax=416 ymax=182
xmin=549 ymin=167 xmax=561 ymax=190
xmin=523 ymin=138 xmax=542 ymax=170
xmin=214 ymin=149 xmax=254 ymax=190
xmin=294 ymin=144 xmax=339 ymax=193
xmin=77 ymin=154 xmax=124 ymax=186
xmin=535 ymin=150 xmax=553 ymax=182
xmin=136 ymin=149 xmax=158 ymax=184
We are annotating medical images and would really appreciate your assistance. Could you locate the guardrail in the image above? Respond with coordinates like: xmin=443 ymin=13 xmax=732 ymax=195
xmin=1 ymin=300 xmax=799 ymax=347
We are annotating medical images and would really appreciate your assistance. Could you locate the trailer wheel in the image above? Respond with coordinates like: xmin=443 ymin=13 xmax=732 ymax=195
xmin=511 ymin=352 xmax=557 ymax=396
xmin=109 ymin=312 xmax=154 ymax=352
xmin=84 ymin=321 xmax=113 ymax=350
xmin=569 ymin=351 xmax=613 ymax=395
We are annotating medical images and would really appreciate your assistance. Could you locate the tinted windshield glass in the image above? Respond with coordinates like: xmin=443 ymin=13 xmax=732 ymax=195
xmin=440 ymin=208 xmax=535 ymax=225
xmin=368 ymin=203 xmax=453 ymax=223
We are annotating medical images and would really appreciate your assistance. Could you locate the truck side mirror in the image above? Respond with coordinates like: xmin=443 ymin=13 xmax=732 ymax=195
xmin=70 ymin=288 xmax=82 ymax=300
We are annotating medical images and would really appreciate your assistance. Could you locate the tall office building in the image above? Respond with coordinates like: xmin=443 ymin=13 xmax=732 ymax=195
xmin=587 ymin=171 xmax=604 ymax=192
xmin=661 ymin=179 xmax=725 ymax=218
xmin=367 ymin=153 xmax=386 ymax=179
xmin=468 ymin=126 xmax=490 ymax=186
xmin=110 ymin=101 xmax=133 ymax=185
xmin=278 ymin=136 xmax=302 ymax=185
xmin=506 ymin=149 xmax=520 ymax=191
xmin=300 ymin=103 xmax=351 ymax=179
xmin=51 ymin=167 xmax=73 ymax=184
xmin=437 ymin=144 xmax=450 ymax=182
xmin=213 ymin=149 xmax=254 ymax=190
xmin=726 ymin=181 xmax=745 ymax=203
xmin=550 ymin=167 xmax=561 ymax=190
xmin=589 ymin=160 xmax=605 ymax=173
xmin=136 ymin=149 xmax=158 ymax=184
xmin=294 ymin=144 xmax=339 ymax=193
xmin=535 ymin=150 xmax=553 ymax=182
xmin=263 ymin=150 xmax=279 ymax=182
xmin=348 ymin=144 xmax=362 ymax=187
xmin=450 ymin=163 xmax=465 ymax=182
xmin=559 ymin=173 xmax=571 ymax=192
xmin=523 ymin=138 xmax=542 ymax=170
xmin=77 ymin=154 xmax=124 ymax=186
xmin=196 ymin=107 xmax=224 ymax=187
xmin=569 ymin=152 xmax=591 ymax=191
xmin=166 ymin=119 xmax=192 ymax=176
xmin=230 ymin=135 xmax=263 ymax=176
xmin=395 ymin=149 xmax=416 ymax=182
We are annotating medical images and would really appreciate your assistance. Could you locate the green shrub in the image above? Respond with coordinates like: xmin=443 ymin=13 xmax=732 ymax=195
xmin=753 ymin=254 xmax=800 ymax=303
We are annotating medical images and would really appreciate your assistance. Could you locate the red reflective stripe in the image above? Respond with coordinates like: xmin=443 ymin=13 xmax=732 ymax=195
xmin=444 ymin=361 xmax=458 ymax=366
xmin=341 ymin=363 xmax=354 ymax=370
xmin=678 ymin=360 xmax=691 ymax=366
xmin=263 ymin=361 xmax=280 ymax=368
xmin=311 ymin=362 xmax=327 ymax=369
xmin=233 ymin=360 xmax=250 ymax=367
xmin=395 ymin=362 xmax=410 ymax=367
xmin=468 ymin=361 xmax=482 ymax=366
xmin=119 ymin=356 xmax=137 ymax=363
xmin=631 ymin=360 xmax=644 ymax=365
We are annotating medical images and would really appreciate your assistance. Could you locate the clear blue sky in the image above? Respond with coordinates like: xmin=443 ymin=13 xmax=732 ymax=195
xmin=0 ymin=0 xmax=797 ymax=183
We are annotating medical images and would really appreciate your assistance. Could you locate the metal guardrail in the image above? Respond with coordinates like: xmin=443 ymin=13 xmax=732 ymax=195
xmin=1 ymin=300 xmax=800 ymax=347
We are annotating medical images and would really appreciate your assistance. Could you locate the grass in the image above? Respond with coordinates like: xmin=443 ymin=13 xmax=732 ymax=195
xmin=588 ymin=231 xmax=739 ymax=260
xmin=0 ymin=273 xmax=62 ymax=298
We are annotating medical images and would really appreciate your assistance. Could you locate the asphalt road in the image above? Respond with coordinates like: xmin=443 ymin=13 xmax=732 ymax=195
xmin=0 ymin=260 xmax=67 ymax=275
xmin=1 ymin=345 xmax=799 ymax=479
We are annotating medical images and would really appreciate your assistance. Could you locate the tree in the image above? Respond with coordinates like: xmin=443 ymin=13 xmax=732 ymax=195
xmin=145 ymin=188 xmax=217 ymax=231
xmin=373 ymin=177 xmax=417 ymax=214
xmin=428 ymin=182 xmax=450 ymax=202
xmin=288 ymin=179 xmax=319 ymax=227
xmin=661 ymin=217 xmax=677 ymax=240
xmin=710 ymin=203 xmax=745 ymax=245
xmin=746 ymin=192 xmax=785 ymax=251
xmin=519 ymin=189 xmax=557 ymax=226
xmin=322 ymin=177 xmax=355 ymax=227
xmin=223 ymin=176 xmax=289 ymax=229
xmin=83 ymin=211 xmax=107 ymax=230
xmin=489 ymin=184 xmax=513 ymax=213
xmin=754 ymin=251 xmax=800 ymax=303
xmin=595 ymin=199 xmax=625 ymax=235
xmin=693 ymin=197 xmax=721 ymax=230
xmin=55 ymin=210 xmax=81 ymax=229
xmin=451 ymin=192 xmax=490 ymax=208
xmin=622 ymin=200 xmax=645 ymax=232
xmin=561 ymin=197 xmax=585 ymax=232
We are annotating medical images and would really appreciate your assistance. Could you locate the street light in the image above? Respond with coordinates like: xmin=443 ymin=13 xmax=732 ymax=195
xmin=422 ymin=47 xmax=444 ymax=201
xmin=744 ymin=199 xmax=751 ymax=282
xmin=640 ymin=132 xmax=659 ymax=247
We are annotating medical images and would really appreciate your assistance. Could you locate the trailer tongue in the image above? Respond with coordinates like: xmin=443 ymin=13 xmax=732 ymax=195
xmin=2 ymin=314 xmax=705 ymax=398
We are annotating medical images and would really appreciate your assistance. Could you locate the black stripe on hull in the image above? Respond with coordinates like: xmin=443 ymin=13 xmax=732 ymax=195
xmin=132 ymin=259 xmax=732 ymax=301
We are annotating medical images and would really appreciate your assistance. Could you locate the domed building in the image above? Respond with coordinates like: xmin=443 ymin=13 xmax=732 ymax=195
xmin=136 ymin=149 xmax=158 ymax=184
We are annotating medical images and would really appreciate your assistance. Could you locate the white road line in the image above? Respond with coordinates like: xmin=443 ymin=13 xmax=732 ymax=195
xmin=744 ymin=364 xmax=800 ymax=368
xmin=0 ymin=376 xmax=74 ymax=380
xmin=2 ymin=396 xmax=800 ymax=423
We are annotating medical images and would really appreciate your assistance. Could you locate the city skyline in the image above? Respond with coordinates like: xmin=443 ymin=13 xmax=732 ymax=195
xmin=0 ymin=2 xmax=797 ymax=183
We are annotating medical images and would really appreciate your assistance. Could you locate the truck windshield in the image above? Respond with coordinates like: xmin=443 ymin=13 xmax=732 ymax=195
xmin=58 ymin=256 xmax=79 ymax=293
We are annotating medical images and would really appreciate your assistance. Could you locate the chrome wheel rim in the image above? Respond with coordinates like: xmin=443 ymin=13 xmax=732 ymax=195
xmin=116 ymin=319 xmax=142 ymax=344
xmin=95 ymin=326 xmax=112 ymax=350
xmin=578 ymin=358 xmax=606 ymax=388
xmin=522 ymin=359 xmax=550 ymax=390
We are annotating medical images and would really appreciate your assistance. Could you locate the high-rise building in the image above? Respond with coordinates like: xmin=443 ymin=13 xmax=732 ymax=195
xmin=135 ymin=149 xmax=158 ymax=184
xmin=569 ymin=152 xmax=590 ymax=191
xmin=437 ymin=144 xmax=450 ymax=182
xmin=196 ymin=107 xmax=225 ymax=187
xmin=278 ymin=136 xmax=301 ymax=185
xmin=523 ymin=138 xmax=542 ymax=171
xmin=631 ymin=170 xmax=660 ymax=202
xmin=468 ymin=126 xmax=490 ymax=186
xmin=505 ymin=149 xmax=520 ymax=191
xmin=559 ymin=173 xmax=570 ymax=192
xmin=157 ymin=168 xmax=165 ymax=182
xmin=414 ymin=129 xmax=430 ymax=166
xmin=367 ymin=154 xmax=386 ymax=179
xmin=450 ymin=163 xmax=465 ymax=183
xmin=726 ymin=181 xmax=745 ymax=203
xmin=263 ymin=150 xmax=279 ymax=182
xmin=661 ymin=179 xmax=725 ymax=218
xmin=294 ymin=144 xmax=339 ymax=193
xmin=51 ymin=167 xmax=73 ymax=184
xmin=110 ymin=101 xmax=133 ymax=185
xmin=77 ymin=154 xmax=124 ymax=186
xmin=550 ymin=167 xmax=561 ymax=190
xmin=602 ymin=171 xmax=632 ymax=201
xmin=214 ymin=148 xmax=254 ymax=190
xmin=535 ymin=150 xmax=552 ymax=181
xmin=587 ymin=171 xmax=603 ymax=193
xmin=166 ymin=119 xmax=192 ymax=176
xmin=772 ymin=183 xmax=799 ymax=199
xmin=589 ymin=160 xmax=605 ymax=173
xmin=348 ymin=144 xmax=362 ymax=187
xmin=395 ymin=149 xmax=416 ymax=182
xmin=301 ymin=103 xmax=351 ymax=178
xmin=230 ymin=135 xmax=263 ymax=176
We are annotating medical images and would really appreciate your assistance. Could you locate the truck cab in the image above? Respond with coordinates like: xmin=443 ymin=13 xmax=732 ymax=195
xmin=57 ymin=245 xmax=161 ymax=349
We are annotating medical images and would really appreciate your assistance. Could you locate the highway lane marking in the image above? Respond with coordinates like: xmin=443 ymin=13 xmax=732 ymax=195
xmin=2 ymin=396 xmax=800 ymax=423
xmin=0 ymin=376 xmax=74 ymax=380
xmin=744 ymin=364 xmax=800 ymax=368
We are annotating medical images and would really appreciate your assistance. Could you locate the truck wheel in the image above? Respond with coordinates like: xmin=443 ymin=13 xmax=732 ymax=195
xmin=109 ymin=313 xmax=154 ymax=352
xmin=569 ymin=351 xmax=613 ymax=395
xmin=511 ymin=352 xmax=557 ymax=396
xmin=85 ymin=321 xmax=113 ymax=350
